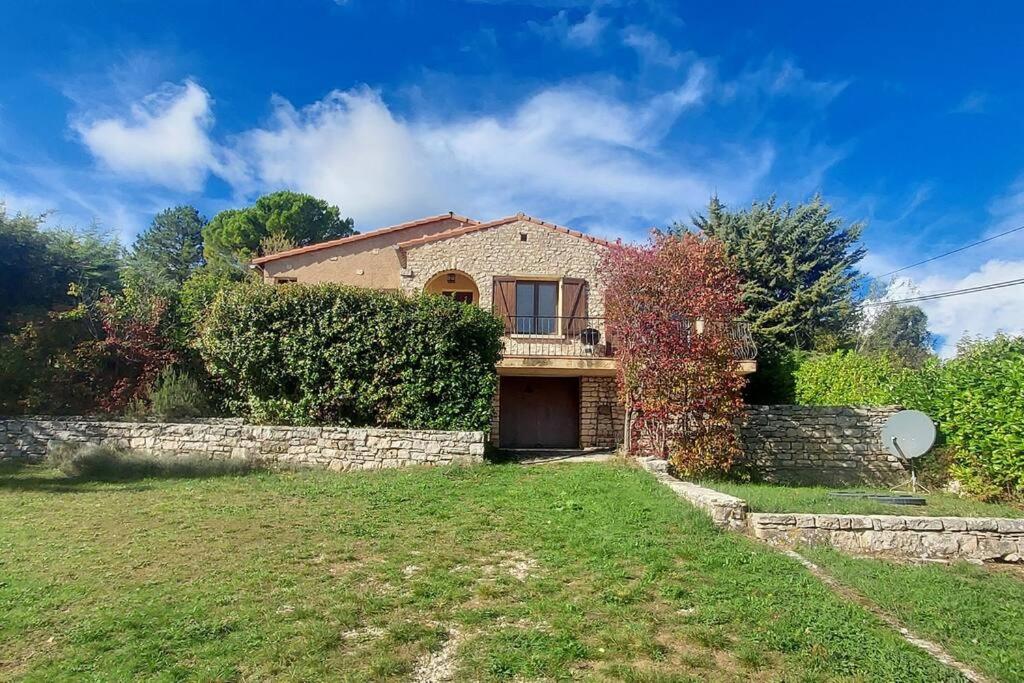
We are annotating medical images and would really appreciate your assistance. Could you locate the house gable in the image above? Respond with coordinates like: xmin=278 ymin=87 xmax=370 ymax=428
xmin=398 ymin=217 xmax=610 ymax=320
xmin=254 ymin=213 xmax=477 ymax=288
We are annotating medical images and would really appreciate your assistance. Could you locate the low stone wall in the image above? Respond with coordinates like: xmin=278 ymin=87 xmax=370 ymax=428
xmin=749 ymin=512 xmax=1024 ymax=563
xmin=0 ymin=418 xmax=485 ymax=472
xmin=739 ymin=405 xmax=907 ymax=485
xmin=638 ymin=457 xmax=748 ymax=529
xmin=640 ymin=462 xmax=1023 ymax=563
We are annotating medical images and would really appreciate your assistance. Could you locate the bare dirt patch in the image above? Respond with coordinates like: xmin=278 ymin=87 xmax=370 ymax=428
xmin=411 ymin=626 xmax=464 ymax=683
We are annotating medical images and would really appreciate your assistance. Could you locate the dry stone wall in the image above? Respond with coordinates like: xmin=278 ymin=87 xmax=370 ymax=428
xmin=641 ymin=457 xmax=1024 ymax=563
xmin=580 ymin=376 xmax=624 ymax=449
xmin=749 ymin=512 xmax=1024 ymax=563
xmin=739 ymin=405 xmax=907 ymax=485
xmin=0 ymin=418 xmax=485 ymax=471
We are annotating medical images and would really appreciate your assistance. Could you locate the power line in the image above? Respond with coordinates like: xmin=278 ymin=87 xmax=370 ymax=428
xmin=860 ymin=276 xmax=1024 ymax=307
xmin=876 ymin=223 xmax=1024 ymax=279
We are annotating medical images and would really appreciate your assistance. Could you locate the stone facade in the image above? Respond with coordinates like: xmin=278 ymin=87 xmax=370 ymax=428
xmin=580 ymin=376 xmax=624 ymax=449
xmin=749 ymin=512 xmax=1024 ymax=563
xmin=400 ymin=218 xmax=608 ymax=322
xmin=739 ymin=405 xmax=907 ymax=485
xmin=0 ymin=418 xmax=485 ymax=471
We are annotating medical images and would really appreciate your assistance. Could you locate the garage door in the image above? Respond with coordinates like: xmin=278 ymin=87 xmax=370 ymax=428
xmin=499 ymin=377 xmax=580 ymax=449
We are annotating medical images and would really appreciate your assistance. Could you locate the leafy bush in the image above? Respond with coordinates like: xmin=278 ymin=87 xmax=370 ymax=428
xmin=794 ymin=337 xmax=1024 ymax=497
xmin=0 ymin=311 xmax=100 ymax=414
xmin=794 ymin=350 xmax=913 ymax=405
xmin=146 ymin=366 xmax=212 ymax=419
xmin=925 ymin=336 xmax=1024 ymax=498
xmin=745 ymin=348 xmax=810 ymax=404
xmin=47 ymin=442 xmax=254 ymax=480
xmin=198 ymin=283 xmax=503 ymax=430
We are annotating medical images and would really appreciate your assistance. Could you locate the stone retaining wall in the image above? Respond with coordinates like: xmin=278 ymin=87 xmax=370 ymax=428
xmin=638 ymin=457 xmax=748 ymax=529
xmin=0 ymin=418 xmax=485 ymax=472
xmin=740 ymin=405 xmax=907 ymax=485
xmin=749 ymin=512 xmax=1024 ymax=563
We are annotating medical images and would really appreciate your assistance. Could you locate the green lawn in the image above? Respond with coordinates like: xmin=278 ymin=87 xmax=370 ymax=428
xmin=0 ymin=461 xmax=967 ymax=682
xmin=804 ymin=547 xmax=1024 ymax=682
xmin=702 ymin=481 xmax=1024 ymax=518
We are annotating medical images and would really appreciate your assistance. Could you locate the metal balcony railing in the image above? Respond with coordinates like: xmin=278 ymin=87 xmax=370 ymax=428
xmin=499 ymin=316 xmax=757 ymax=360
xmin=502 ymin=316 xmax=614 ymax=358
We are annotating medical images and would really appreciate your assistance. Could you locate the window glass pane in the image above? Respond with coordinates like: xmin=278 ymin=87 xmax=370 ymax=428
xmin=515 ymin=282 xmax=534 ymax=333
xmin=537 ymin=283 xmax=557 ymax=334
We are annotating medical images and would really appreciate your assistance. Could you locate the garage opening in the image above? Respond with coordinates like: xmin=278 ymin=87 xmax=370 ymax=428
xmin=499 ymin=377 xmax=580 ymax=449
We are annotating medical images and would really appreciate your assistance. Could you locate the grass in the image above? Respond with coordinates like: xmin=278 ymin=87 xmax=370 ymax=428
xmin=702 ymin=481 xmax=1024 ymax=518
xmin=0 ymin=460 xmax=968 ymax=681
xmin=46 ymin=443 xmax=255 ymax=481
xmin=804 ymin=547 xmax=1024 ymax=682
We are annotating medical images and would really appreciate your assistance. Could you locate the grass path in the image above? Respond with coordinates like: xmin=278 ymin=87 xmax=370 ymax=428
xmin=804 ymin=547 xmax=1024 ymax=682
xmin=0 ymin=461 xmax=964 ymax=681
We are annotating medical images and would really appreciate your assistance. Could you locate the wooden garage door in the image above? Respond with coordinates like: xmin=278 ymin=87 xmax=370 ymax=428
xmin=499 ymin=377 xmax=580 ymax=449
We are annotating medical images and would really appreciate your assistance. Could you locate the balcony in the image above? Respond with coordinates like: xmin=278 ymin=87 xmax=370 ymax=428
xmin=496 ymin=316 xmax=757 ymax=375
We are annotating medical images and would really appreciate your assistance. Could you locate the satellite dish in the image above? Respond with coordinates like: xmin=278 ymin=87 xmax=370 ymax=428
xmin=881 ymin=410 xmax=936 ymax=460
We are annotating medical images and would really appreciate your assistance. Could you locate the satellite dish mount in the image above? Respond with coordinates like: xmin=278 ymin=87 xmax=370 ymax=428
xmin=881 ymin=410 xmax=937 ymax=493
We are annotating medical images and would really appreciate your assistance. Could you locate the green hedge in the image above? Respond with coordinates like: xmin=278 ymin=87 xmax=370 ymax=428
xmin=199 ymin=283 xmax=503 ymax=430
xmin=794 ymin=337 xmax=1024 ymax=497
xmin=793 ymin=350 xmax=914 ymax=406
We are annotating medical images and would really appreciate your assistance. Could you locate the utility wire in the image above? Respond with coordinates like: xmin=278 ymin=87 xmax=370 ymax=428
xmin=876 ymin=223 xmax=1024 ymax=279
xmin=860 ymin=276 xmax=1024 ymax=307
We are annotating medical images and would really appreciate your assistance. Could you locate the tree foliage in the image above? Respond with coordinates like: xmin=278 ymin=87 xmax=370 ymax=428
xmin=859 ymin=304 xmax=933 ymax=367
xmin=0 ymin=204 xmax=121 ymax=330
xmin=123 ymin=205 xmax=206 ymax=294
xmin=202 ymin=191 xmax=354 ymax=266
xmin=603 ymin=232 xmax=747 ymax=476
xmin=198 ymin=283 xmax=503 ymax=430
xmin=688 ymin=195 xmax=865 ymax=356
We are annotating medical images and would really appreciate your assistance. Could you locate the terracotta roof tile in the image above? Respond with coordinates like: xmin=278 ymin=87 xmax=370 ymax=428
xmin=251 ymin=212 xmax=479 ymax=264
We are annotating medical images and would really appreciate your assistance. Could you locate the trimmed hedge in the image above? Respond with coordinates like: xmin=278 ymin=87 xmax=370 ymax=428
xmin=199 ymin=283 xmax=503 ymax=431
xmin=794 ymin=337 xmax=1024 ymax=497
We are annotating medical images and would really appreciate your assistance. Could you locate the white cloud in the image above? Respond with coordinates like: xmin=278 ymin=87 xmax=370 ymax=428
xmin=529 ymin=9 xmax=609 ymax=47
xmin=883 ymin=261 xmax=1024 ymax=357
xmin=865 ymin=178 xmax=1024 ymax=357
xmin=73 ymin=79 xmax=216 ymax=191
xmin=567 ymin=11 xmax=609 ymax=46
xmin=621 ymin=25 xmax=685 ymax=68
xmin=722 ymin=55 xmax=849 ymax=105
xmin=218 ymin=63 xmax=771 ymax=232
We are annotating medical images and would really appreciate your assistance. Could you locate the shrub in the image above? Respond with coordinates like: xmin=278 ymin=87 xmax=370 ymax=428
xmin=47 ymin=443 xmax=254 ymax=480
xmin=926 ymin=336 xmax=1024 ymax=497
xmin=794 ymin=350 xmax=913 ymax=405
xmin=793 ymin=337 xmax=1024 ymax=498
xmin=146 ymin=366 xmax=212 ymax=419
xmin=603 ymin=232 xmax=747 ymax=477
xmin=198 ymin=283 xmax=503 ymax=430
xmin=745 ymin=348 xmax=809 ymax=404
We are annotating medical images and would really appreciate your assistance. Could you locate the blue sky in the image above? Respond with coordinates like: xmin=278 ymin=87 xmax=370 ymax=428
xmin=2 ymin=0 xmax=1023 ymax=354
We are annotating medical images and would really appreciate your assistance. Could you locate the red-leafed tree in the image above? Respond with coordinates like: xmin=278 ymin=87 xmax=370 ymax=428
xmin=603 ymin=231 xmax=747 ymax=476
xmin=86 ymin=294 xmax=178 ymax=412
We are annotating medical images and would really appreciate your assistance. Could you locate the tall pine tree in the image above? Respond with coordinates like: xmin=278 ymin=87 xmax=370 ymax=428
xmin=685 ymin=195 xmax=865 ymax=355
xmin=124 ymin=205 xmax=207 ymax=293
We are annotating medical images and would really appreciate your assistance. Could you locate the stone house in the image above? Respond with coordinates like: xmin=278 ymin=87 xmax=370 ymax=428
xmin=252 ymin=211 xmax=756 ymax=450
